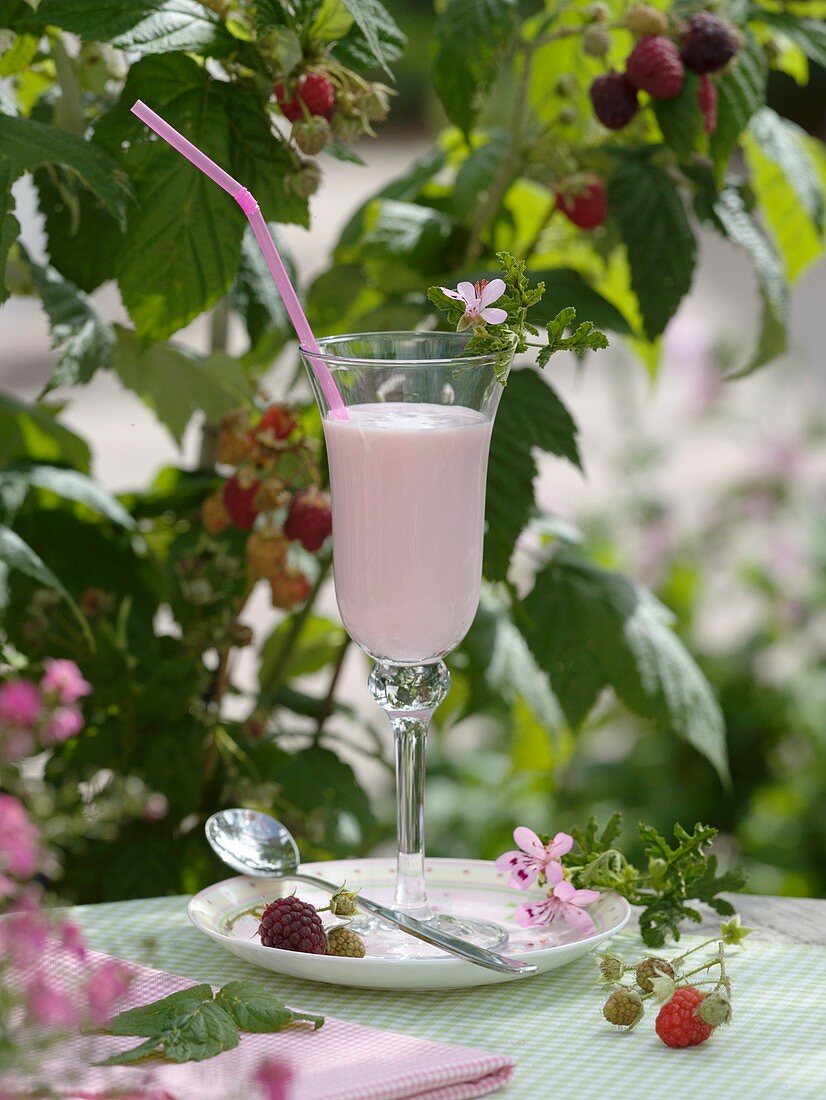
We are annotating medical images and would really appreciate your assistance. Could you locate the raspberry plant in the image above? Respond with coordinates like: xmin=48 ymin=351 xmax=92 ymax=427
xmin=0 ymin=1 xmax=824 ymax=902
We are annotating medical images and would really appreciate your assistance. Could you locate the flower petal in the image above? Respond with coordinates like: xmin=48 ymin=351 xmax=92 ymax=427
xmin=495 ymin=851 xmax=539 ymax=889
xmin=571 ymin=888 xmax=601 ymax=906
xmin=547 ymin=832 xmax=574 ymax=859
xmin=553 ymin=879 xmax=576 ymax=902
xmin=480 ymin=307 xmax=507 ymax=325
xmin=439 ymin=287 xmax=465 ymax=302
xmin=515 ymin=897 xmax=559 ymax=927
xmin=561 ymin=903 xmax=597 ymax=934
xmin=544 ymin=860 xmax=565 ymax=886
xmin=479 ymin=278 xmax=506 ymax=306
xmin=457 ymin=281 xmax=478 ymax=306
xmin=513 ymin=826 xmax=545 ymax=858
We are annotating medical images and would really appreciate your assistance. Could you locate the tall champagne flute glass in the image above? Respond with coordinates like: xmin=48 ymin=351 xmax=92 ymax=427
xmin=301 ymin=332 xmax=506 ymax=948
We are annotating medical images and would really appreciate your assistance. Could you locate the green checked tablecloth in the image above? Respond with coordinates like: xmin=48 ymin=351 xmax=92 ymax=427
xmin=71 ymin=895 xmax=826 ymax=1099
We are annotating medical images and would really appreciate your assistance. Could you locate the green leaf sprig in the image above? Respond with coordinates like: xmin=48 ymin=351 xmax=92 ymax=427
xmin=427 ymin=250 xmax=609 ymax=383
xmin=553 ymin=814 xmax=748 ymax=949
xmin=96 ymin=980 xmax=324 ymax=1066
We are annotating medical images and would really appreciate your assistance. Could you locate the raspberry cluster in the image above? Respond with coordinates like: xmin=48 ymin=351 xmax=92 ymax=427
xmin=271 ymin=66 xmax=392 ymax=196
xmin=257 ymin=896 xmax=367 ymax=958
xmin=589 ymin=6 xmax=740 ymax=135
xmin=200 ymin=403 xmax=331 ymax=612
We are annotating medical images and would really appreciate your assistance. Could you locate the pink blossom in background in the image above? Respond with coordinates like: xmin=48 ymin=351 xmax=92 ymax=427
xmin=85 ymin=959 xmax=132 ymax=1025
xmin=0 ymin=871 xmax=15 ymax=898
xmin=495 ymin=826 xmax=573 ymax=889
xmin=253 ymin=1059 xmax=293 ymax=1100
xmin=143 ymin=792 xmax=169 ymax=821
xmin=25 ymin=975 xmax=80 ymax=1029
xmin=1 ymin=907 xmax=49 ymax=966
xmin=0 ymin=679 xmax=42 ymax=728
xmin=515 ymin=863 xmax=601 ymax=934
xmin=0 ymin=793 xmax=39 ymax=877
xmin=439 ymin=278 xmax=508 ymax=331
xmin=59 ymin=921 xmax=88 ymax=961
xmin=41 ymin=658 xmax=92 ymax=705
xmin=42 ymin=705 xmax=84 ymax=744
xmin=2 ymin=727 xmax=35 ymax=761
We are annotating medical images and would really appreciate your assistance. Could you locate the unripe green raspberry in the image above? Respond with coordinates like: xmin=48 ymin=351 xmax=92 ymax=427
xmin=285 ymin=162 xmax=321 ymax=199
xmin=588 ymin=2 xmax=610 ymax=22
xmin=583 ymin=24 xmax=612 ymax=58
xmin=597 ymin=950 xmax=624 ymax=983
xmin=327 ymin=926 xmax=366 ymax=958
xmin=698 ymin=987 xmax=732 ymax=1026
xmin=627 ymin=3 xmax=669 ymax=37
xmin=603 ymin=988 xmax=644 ymax=1029
xmin=293 ymin=116 xmax=331 ymax=156
xmin=329 ymin=886 xmax=359 ymax=916
xmin=635 ymin=957 xmax=676 ymax=993
xmin=554 ymin=74 xmax=577 ymax=98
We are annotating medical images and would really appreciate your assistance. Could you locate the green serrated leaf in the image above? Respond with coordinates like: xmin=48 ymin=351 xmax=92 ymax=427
xmin=0 ymin=466 xmax=134 ymax=528
xmin=112 ymin=326 xmax=253 ymax=444
xmin=452 ymin=130 xmax=509 ymax=221
xmin=709 ymin=31 xmax=767 ymax=178
xmin=0 ymin=114 xmax=128 ymax=226
xmin=653 ymin=72 xmax=704 ymax=162
xmin=746 ymin=107 xmax=824 ymax=233
xmin=33 ymin=0 xmax=235 ymax=57
xmin=519 ymin=548 xmax=729 ymax=780
xmin=0 ymin=393 xmax=90 ymax=471
xmin=608 ymin=157 xmax=697 ymax=340
xmin=106 ymin=984 xmax=214 ymax=1037
xmin=0 ymin=164 xmax=19 ymax=307
xmin=353 ymin=199 xmax=458 ymax=273
xmin=484 ymin=369 xmax=580 ymax=581
xmin=527 ymin=268 xmax=632 ymax=335
xmin=22 ymin=248 xmax=115 ymax=393
xmin=215 ymin=981 xmax=324 ymax=1032
xmin=259 ymin=615 xmax=346 ymax=690
xmin=0 ymin=523 xmax=91 ymax=644
xmin=337 ymin=0 xmax=405 ymax=75
xmin=230 ymin=223 xmax=293 ymax=368
xmin=710 ymin=188 xmax=787 ymax=374
xmin=750 ymin=10 xmax=826 ymax=69
xmin=163 ymin=1001 xmax=239 ymax=1062
xmin=100 ymin=53 xmax=247 ymax=339
xmin=95 ymin=1036 xmax=162 ymax=1066
xmin=432 ymin=0 xmax=518 ymax=135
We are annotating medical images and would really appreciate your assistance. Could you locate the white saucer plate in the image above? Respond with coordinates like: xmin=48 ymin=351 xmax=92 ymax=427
xmin=188 ymin=857 xmax=631 ymax=991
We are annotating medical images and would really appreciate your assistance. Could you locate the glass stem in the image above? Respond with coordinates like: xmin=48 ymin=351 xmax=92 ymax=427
xmin=368 ymin=660 xmax=450 ymax=921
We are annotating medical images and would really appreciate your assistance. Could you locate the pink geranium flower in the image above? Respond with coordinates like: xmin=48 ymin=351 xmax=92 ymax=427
xmin=253 ymin=1059 xmax=293 ymax=1100
xmin=0 ymin=679 xmax=42 ymax=728
xmin=59 ymin=920 xmax=87 ymax=961
xmin=495 ymin=826 xmax=574 ymax=889
xmin=42 ymin=706 xmax=84 ymax=744
xmin=0 ymin=793 xmax=39 ymax=878
xmin=85 ymin=960 xmax=131 ymax=1025
xmin=41 ymin=659 xmax=92 ymax=706
xmin=516 ymin=863 xmax=601 ymax=934
xmin=25 ymin=975 xmax=80 ymax=1029
xmin=439 ymin=278 xmax=508 ymax=331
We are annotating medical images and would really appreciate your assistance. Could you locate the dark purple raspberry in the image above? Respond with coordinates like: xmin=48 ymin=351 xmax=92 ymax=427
xmin=589 ymin=73 xmax=640 ymax=130
xmin=680 ymin=13 xmax=739 ymax=75
xmin=258 ymin=896 xmax=327 ymax=953
xmin=626 ymin=36 xmax=685 ymax=100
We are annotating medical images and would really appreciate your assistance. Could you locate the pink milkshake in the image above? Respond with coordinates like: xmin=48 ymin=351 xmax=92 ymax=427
xmin=323 ymin=402 xmax=493 ymax=664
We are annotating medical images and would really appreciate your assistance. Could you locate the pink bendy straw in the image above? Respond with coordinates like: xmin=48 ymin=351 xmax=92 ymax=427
xmin=130 ymin=100 xmax=347 ymax=420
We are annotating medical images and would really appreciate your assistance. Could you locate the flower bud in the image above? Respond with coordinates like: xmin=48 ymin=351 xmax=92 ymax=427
xmin=627 ymin=3 xmax=669 ymax=38
xmin=293 ymin=116 xmax=332 ymax=156
xmin=698 ymin=987 xmax=732 ymax=1027
xmin=583 ymin=24 xmax=612 ymax=58
xmin=284 ymin=162 xmax=321 ymax=199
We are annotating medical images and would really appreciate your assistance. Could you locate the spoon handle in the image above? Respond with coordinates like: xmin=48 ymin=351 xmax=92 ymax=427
xmin=286 ymin=872 xmax=536 ymax=976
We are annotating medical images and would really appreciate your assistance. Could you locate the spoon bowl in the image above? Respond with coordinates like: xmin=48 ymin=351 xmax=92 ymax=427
xmin=206 ymin=808 xmax=300 ymax=878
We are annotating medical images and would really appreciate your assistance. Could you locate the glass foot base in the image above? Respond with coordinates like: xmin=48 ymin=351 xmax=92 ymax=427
xmin=426 ymin=913 xmax=509 ymax=951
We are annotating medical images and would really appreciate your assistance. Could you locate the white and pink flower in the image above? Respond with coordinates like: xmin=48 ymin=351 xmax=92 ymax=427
xmin=41 ymin=658 xmax=92 ymax=706
xmin=515 ymin=863 xmax=601 ymax=934
xmin=439 ymin=278 xmax=508 ymax=331
xmin=495 ymin=826 xmax=573 ymax=889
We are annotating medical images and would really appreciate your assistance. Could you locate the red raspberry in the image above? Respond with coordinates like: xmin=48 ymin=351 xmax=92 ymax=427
xmin=589 ymin=73 xmax=639 ymax=130
xmin=681 ymin=13 xmax=739 ymax=75
xmin=258 ymin=404 xmax=297 ymax=440
xmin=697 ymin=74 xmax=718 ymax=134
xmin=626 ymin=36 xmax=685 ymax=99
xmin=556 ymin=176 xmax=608 ymax=230
xmin=258 ymin=896 xmax=327 ymax=953
xmin=275 ymin=74 xmax=335 ymax=122
xmin=655 ymin=987 xmax=714 ymax=1048
xmin=222 ymin=472 xmax=260 ymax=531
xmin=283 ymin=487 xmax=332 ymax=553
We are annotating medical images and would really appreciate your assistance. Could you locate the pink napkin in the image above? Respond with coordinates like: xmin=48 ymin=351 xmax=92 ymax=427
xmin=5 ymin=948 xmax=514 ymax=1100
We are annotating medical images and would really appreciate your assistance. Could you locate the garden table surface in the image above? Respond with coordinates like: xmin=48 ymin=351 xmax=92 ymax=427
xmin=70 ymin=892 xmax=826 ymax=1100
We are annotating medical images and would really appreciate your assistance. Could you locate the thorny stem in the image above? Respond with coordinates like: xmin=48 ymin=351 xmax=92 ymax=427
xmin=464 ymin=38 xmax=535 ymax=262
xmin=312 ymin=635 xmax=351 ymax=744
xmin=202 ymin=584 xmax=254 ymax=787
